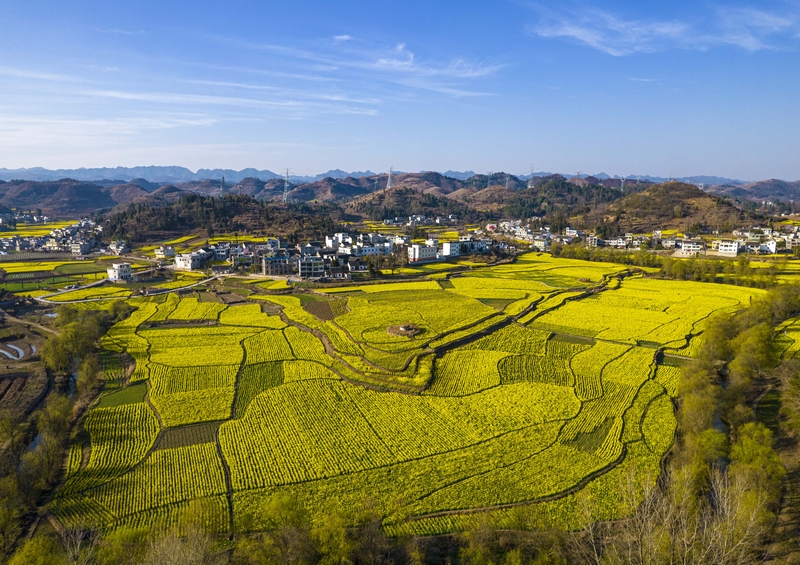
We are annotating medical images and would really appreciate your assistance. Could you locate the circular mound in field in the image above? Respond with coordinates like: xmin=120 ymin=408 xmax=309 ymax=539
xmin=387 ymin=324 xmax=421 ymax=337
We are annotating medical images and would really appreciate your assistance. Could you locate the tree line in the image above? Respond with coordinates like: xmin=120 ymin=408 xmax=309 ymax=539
xmin=1 ymin=304 xmax=132 ymax=560
xmin=553 ymin=244 xmax=784 ymax=288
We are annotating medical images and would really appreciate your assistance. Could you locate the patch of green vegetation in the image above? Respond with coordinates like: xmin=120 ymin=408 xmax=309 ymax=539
xmin=756 ymin=387 xmax=781 ymax=435
xmin=477 ymin=298 xmax=516 ymax=310
xmin=96 ymin=382 xmax=148 ymax=408
xmin=154 ymin=422 xmax=221 ymax=450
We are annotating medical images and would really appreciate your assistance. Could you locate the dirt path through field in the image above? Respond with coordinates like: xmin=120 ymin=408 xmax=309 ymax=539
xmin=0 ymin=312 xmax=58 ymax=335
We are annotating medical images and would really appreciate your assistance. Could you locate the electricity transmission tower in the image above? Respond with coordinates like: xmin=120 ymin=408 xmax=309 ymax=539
xmin=386 ymin=166 xmax=394 ymax=191
xmin=283 ymin=169 xmax=291 ymax=203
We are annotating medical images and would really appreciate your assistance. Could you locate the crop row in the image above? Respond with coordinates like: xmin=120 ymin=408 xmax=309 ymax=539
xmin=231 ymin=421 xmax=565 ymax=532
xmin=284 ymin=326 xmax=331 ymax=365
xmin=283 ymin=360 xmax=336 ymax=382
xmin=59 ymin=403 xmax=159 ymax=495
xmin=149 ymin=292 xmax=180 ymax=322
xmin=408 ymin=442 xmax=608 ymax=514
xmin=498 ymin=354 xmax=574 ymax=387
xmin=560 ymin=382 xmax=640 ymax=443
xmin=168 ymin=296 xmax=227 ymax=321
xmin=65 ymin=441 xmax=83 ymax=480
xmin=110 ymin=495 xmax=230 ymax=534
xmin=244 ymin=330 xmax=294 ymax=363
xmin=234 ymin=362 xmax=284 ymax=418
xmin=50 ymin=286 xmax=132 ymax=302
xmin=148 ymin=363 xmax=239 ymax=396
xmin=654 ymin=364 xmax=681 ymax=397
xmin=219 ymin=304 xmax=286 ymax=328
xmin=150 ymin=387 xmax=234 ymax=428
xmin=427 ymin=314 xmax=502 ymax=350
xmin=319 ymin=321 xmax=365 ymax=356
xmin=621 ymin=379 xmax=666 ymax=444
xmin=143 ymin=326 xmax=256 ymax=367
xmin=463 ymin=324 xmax=550 ymax=355
xmin=570 ymin=342 xmax=631 ymax=400
xmin=600 ymin=347 xmax=654 ymax=387
xmin=220 ymin=380 xmax=398 ymax=489
xmin=252 ymin=295 xmax=322 ymax=329
xmin=425 ymin=350 xmax=507 ymax=396
xmin=89 ymin=443 xmax=227 ymax=520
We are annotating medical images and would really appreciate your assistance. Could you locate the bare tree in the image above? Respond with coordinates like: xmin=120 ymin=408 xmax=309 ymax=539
xmin=61 ymin=528 xmax=98 ymax=565
xmin=566 ymin=493 xmax=606 ymax=565
xmin=702 ymin=469 xmax=768 ymax=565
xmin=142 ymin=527 xmax=224 ymax=565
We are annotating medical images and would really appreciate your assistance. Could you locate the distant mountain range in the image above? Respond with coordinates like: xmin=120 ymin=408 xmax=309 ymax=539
xmin=0 ymin=166 xmax=753 ymax=186
xmin=0 ymin=166 xmax=378 ymax=185
xmin=0 ymin=166 xmax=797 ymax=219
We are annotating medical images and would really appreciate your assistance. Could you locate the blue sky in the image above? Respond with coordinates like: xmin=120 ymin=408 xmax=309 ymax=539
xmin=1 ymin=0 xmax=799 ymax=180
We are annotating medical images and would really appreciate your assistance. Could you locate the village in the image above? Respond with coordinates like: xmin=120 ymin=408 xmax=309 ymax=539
xmin=0 ymin=218 xmax=101 ymax=256
xmin=497 ymin=220 xmax=800 ymax=257
xmin=106 ymin=223 xmax=495 ymax=282
xmin=0 ymin=213 xmax=798 ymax=287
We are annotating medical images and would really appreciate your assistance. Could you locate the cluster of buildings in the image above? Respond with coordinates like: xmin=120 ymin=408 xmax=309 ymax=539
xmin=0 ymin=219 xmax=101 ymax=256
xmin=498 ymin=220 xmax=797 ymax=258
xmin=171 ymin=240 xmax=275 ymax=272
xmin=408 ymin=235 xmax=491 ymax=263
xmin=382 ymin=214 xmax=460 ymax=227
xmin=159 ymin=229 xmax=493 ymax=280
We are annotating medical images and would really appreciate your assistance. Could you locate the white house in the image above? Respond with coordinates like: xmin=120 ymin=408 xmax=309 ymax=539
xmin=714 ymin=240 xmax=739 ymax=256
xmin=442 ymin=241 xmax=461 ymax=257
xmin=408 ymin=244 xmax=438 ymax=263
xmin=532 ymin=237 xmax=550 ymax=252
xmin=175 ymin=254 xmax=202 ymax=270
xmin=677 ymin=239 xmax=705 ymax=255
xmin=109 ymin=240 xmax=130 ymax=255
xmin=71 ymin=241 xmax=91 ymax=255
xmin=107 ymin=263 xmax=132 ymax=282
xmin=155 ymin=245 xmax=175 ymax=259
xmin=759 ymin=240 xmax=778 ymax=254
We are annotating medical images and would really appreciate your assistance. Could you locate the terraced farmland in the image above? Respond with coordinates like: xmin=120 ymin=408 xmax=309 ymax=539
xmin=51 ymin=257 xmax=764 ymax=536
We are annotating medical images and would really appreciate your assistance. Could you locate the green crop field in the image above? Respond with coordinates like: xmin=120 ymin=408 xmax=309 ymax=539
xmin=51 ymin=253 xmax=767 ymax=537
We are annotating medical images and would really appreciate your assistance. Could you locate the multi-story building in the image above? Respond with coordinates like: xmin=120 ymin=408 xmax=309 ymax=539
xmin=407 ymin=244 xmax=438 ymax=263
xmin=107 ymin=263 xmax=133 ymax=282
xmin=442 ymin=241 xmax=461 ymax=257
xmin=109 ymin=240 xmax=130 ymax=255
xmin=155 ymin=245 xmax=175 ymax=259
xmin=71 ymin=241 xmax=91 ymax=255
xmin=297 ymin=255 xmax=324 ymax=278
xmin=175 ymin=254 xmax=202 ymax=270
xmin=262 ymin=252 xmax=293 ymax=276
xmin=713 ymin=240 xmax=739 ymax=256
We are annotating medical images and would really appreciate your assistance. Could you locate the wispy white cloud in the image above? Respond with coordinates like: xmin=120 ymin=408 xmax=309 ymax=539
xmin=0 ymin=114 xmax=217 ymax=146
xmin=93 ymin=27 xmax=147 ymax=36
xmin=181 ymin=79 xmax=382 ymax=104
xmin=529 ymin=4 xmax=799 ymax=56
xmin=79 ymin=89 xmax=379 ymax=117
xmin=82 ymin=89 xmax=303 ymax=108
xmin=209 ymin=34 xmax=503 ymax=95
xmin=333 ymin=35 xmax=352 ymax=42
xmin=0 ymin=66 xmax=76 ymax=82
